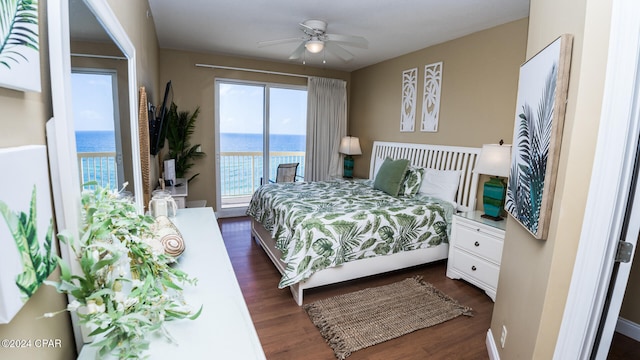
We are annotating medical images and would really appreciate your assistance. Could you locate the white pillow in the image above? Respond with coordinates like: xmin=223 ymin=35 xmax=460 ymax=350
xmin=419 ymin=168 xmax=461 ymax=205
xmin=372 ymin=156 xmax=386 ymax=179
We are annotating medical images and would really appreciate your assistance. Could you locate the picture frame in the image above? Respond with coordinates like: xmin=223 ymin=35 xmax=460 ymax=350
xmin=505 ymin=34 xmax=573 ymax=240
xmin=421 ymin=61 xmax=442 ymax=132
xmin=400 ymin=67 xmax=417 ymax=132
xmin=0 ymin=0 xmax=41 ymax=92
xmin=0 ymin=145 xmax=56 ymax=323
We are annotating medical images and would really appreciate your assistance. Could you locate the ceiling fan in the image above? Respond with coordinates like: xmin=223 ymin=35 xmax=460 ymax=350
xmin=258 ymin=19 xmax=368 ymax=62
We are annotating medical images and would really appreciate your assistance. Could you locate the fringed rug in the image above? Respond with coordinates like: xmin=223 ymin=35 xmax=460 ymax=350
xmin=303 ymin=276 xmax=473 ymax=359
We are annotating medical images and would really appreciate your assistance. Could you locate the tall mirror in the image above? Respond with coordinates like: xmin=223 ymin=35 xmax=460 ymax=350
xmin=47 ymin=0 xmax=142 ymax=352
xmin=69 ymin=0 xmax=133 ymax=194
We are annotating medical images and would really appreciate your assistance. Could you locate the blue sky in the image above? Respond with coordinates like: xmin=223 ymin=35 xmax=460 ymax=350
xmin=70 ymin=76 xmax=307 ymax=136
xmin=219 ymin=82 xmax=307 ymax=135
xmin=71 ymin=72 xmax=115 ymax=131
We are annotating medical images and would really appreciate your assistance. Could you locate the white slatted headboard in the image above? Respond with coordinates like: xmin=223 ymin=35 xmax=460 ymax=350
xmin=369 ymin=141 xmax=481 ymax=212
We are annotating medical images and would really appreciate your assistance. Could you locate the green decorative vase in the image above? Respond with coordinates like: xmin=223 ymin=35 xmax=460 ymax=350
xmin=343 ymin=155 xmax=354 ymax=178
xmin=482 ymin=177 xmax=506 ymax=220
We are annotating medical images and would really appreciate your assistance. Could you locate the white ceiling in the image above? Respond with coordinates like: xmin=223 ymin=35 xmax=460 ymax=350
xmin=147 ymin=0 xmax=529 ymax=72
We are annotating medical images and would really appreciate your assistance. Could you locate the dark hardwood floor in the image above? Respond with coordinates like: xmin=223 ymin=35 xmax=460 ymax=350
xmin=608 ymin=332 xmax=640 ymax=359
xmin=219 ymin=216 xmax=494 ymax=360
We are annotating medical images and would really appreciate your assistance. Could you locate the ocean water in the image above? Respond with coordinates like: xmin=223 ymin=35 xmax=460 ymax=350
xmin=75 ymin=131 xmax=305 ymax=194
xmin=220 ymin=133 xmax=305 ymax=152
xmin=219 ymin=133 xmax=306 ymax=195
xmin=75 ymin=131 xmax=305 ymax=153
xmin=76 ymin=130 xmax=115 ymax=153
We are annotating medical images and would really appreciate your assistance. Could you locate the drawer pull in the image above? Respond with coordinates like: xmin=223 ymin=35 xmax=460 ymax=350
xmin=476 ymin=228 xmax=480 ymax=232
xmin=474 ymin=241 xmax=480 ymax=247
xmin=471 ymin=265 xmax=477 ymax=271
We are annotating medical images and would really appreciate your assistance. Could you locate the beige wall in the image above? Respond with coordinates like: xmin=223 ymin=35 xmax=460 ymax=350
xmin=490 ymin=0 xmax=613 ymax=358
xmin=106 ymin=0 xmax=160 ymax=195
xmin=158 ymin=49 xmax=350 ymax=209
xmin=349 ymin=19 xmax=528 ymax=179
xmin=0 ymin=1 xmax=76 ymax=359
xmin=106 ymin=0 xmax=159 ymax=95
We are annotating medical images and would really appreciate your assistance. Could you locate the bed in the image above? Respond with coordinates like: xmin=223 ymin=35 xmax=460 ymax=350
xmin=247 ymin=141 xmax=481 ymax=305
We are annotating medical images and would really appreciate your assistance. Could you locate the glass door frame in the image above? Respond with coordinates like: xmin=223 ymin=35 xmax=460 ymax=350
xmin=71 ymin=68 xmax=125 ymax=188
xmin=214 ymin=78 xmax=307 ymax=218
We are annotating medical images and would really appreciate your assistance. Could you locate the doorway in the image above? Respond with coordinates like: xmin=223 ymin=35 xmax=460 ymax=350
xmin=553 ymin=1 xmax=640 ymax=358
xmin=71 ymin=69 xmax=124 ymax=190
xmin=215 ymin=80 xmax=307 ymax=218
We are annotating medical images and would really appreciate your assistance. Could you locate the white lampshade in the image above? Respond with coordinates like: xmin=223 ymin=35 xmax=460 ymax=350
xmin=474 ymin=143 xmax=512 ymax=177
xmin=305 ymin=39 xmax=324 ymax=54
xmin=339 ymin=136 xmax=362 ymax=156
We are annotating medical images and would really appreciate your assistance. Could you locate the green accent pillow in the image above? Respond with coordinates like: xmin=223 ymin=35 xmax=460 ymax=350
xmin=373 ymin=158 xmax=410 ymax=196
xmin=399 ymin=166 xmax=425 ymax=197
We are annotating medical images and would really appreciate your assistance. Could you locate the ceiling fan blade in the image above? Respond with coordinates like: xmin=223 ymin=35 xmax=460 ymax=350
xmin=258 ymin=37 xmax=304 ymax=47
xmin=299 ymin=20 xmax=326 ymax=34
xmin=299 ymin=22 xmax=314 ymax=32
xmin=325 ymin=42 xmax=354 ymax=62
xmin=288 ymin=42 xmax=306 ymax=60
xmin=325 ymin=33 xmax=369 ymax=48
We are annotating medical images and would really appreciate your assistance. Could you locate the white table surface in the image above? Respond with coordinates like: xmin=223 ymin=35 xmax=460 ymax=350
xmin=163 ymin=178 xmax=187 ymax=198
xmin=77 ymin=208 xmax=265 ymax=359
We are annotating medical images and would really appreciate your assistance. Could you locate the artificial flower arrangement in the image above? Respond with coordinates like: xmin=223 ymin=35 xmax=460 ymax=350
xmin=45 ymin=183 xmax=201 ymax=359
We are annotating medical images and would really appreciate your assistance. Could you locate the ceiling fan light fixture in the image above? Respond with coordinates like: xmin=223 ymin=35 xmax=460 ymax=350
xmin=305 ymin=39 xmax=324 ymax=53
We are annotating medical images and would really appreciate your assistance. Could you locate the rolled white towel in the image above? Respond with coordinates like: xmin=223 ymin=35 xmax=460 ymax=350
xmin=153 ymin=216 xmax=185 ymax=258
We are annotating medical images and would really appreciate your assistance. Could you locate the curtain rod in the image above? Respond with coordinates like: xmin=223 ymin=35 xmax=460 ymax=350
xmin=195 ymin=63 xmax=310 ymax=79
xmin=71 ymin=52 xmax=127 ymax=60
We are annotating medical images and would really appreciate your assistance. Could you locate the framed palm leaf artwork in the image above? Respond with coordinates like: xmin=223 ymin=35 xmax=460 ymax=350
xmin=0 ymin=145 xmax=56 ymax=323
xmin=0 ymin=0 xmax=41 ymax=92
xmin=505 ymin=34 xmax=573 ymax=240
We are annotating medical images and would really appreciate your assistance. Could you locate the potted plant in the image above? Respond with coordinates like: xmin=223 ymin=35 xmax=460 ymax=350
xmin=164 ymin=103 xmax=205 ymax=182
xmin=44 ymin=183 xmax=200 ymax=359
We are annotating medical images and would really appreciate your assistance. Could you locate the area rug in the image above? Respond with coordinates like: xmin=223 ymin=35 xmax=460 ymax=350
xmin=303 ymin=276 xmax=473 ymax=359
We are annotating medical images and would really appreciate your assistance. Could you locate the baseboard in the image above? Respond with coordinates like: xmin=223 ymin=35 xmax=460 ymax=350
xmin=616 ymin=317 xmax=640 ymax=341
xmin=486 ymin=329 xmax=500 ymax=360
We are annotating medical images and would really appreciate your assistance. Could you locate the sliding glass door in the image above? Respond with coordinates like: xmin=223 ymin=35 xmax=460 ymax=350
xmin=71 ymin=69 xmax=124 ymax=190
xmin=216 ymin=80 xmax=307 ymax=217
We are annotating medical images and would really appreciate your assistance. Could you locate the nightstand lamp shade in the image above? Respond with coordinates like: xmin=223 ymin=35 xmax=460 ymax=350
xmin=339 ymin=136 xmax=362 ymax=178
xmin=474 ymin=143 xmax=512 ymax=220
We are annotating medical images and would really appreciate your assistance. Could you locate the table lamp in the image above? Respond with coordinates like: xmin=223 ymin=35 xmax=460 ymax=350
xmin=339 ymin=136 xmax=362 ymax=178
xmin=474 ymin=141 xmax=512 ymax=220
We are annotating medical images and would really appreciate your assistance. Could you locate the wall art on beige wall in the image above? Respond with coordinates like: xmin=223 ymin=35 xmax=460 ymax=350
xmin=505 ymin=34 xmax=573 ymax=240
xmin=0 ymin=145 xmax=56 ymax=324
xmin=400 ymin=67 xmax=417 ymax=132
xmin=421 ymin=61 xmax=442 ymax=132
xmin=0 ymin=0 xmax=41 ymax=92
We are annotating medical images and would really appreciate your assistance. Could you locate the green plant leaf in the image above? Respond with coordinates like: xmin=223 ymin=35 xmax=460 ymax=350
xmin=164 ymin=103 xmax=205 ymax=180
xmin=0 ymin=0 xmax=39 ymax=69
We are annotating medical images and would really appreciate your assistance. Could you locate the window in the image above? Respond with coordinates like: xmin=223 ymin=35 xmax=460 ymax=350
xmin=216 ymin=80 xmax=307 ymax=217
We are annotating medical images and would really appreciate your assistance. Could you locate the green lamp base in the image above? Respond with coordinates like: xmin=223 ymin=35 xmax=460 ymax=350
xmin=482 ymin=176 xmax=506 ymax=221
xmin=343 ymin=155 xmax=354 ymax=178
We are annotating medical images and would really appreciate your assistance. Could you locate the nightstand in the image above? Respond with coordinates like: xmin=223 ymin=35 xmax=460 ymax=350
xmin=446 ymin=210 xmax=506 ymax=301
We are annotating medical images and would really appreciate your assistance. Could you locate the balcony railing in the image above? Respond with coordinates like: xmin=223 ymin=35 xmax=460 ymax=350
xmin=76 ymin=151 xmax=304 ymax=202
xmin=220 ymin=151 xmax=305 ymax=198
xmin=77 ymin=151 xmax=118 ymax=189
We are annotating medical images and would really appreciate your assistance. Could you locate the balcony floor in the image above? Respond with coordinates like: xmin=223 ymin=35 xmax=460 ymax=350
xmin=222 ymin=195 xmax=252 ymax=209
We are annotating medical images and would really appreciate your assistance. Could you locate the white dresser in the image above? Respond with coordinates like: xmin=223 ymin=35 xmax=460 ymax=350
xmin=78 ymin=208 xmax=266 ymax=359
xmin=446 ymin=211 xmax=506 ymax=301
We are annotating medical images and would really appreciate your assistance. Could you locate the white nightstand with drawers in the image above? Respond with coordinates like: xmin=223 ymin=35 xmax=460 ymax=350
xmin=446 ymin=210 xmax=506 ymax=301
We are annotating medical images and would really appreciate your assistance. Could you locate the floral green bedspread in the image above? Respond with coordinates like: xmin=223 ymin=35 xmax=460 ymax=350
xmin=246 ymin=179 xmax=454 ymax=288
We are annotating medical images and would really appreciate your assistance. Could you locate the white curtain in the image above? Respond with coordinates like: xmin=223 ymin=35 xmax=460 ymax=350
xmin=305 ymin=77 xmax=347 ymax=182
